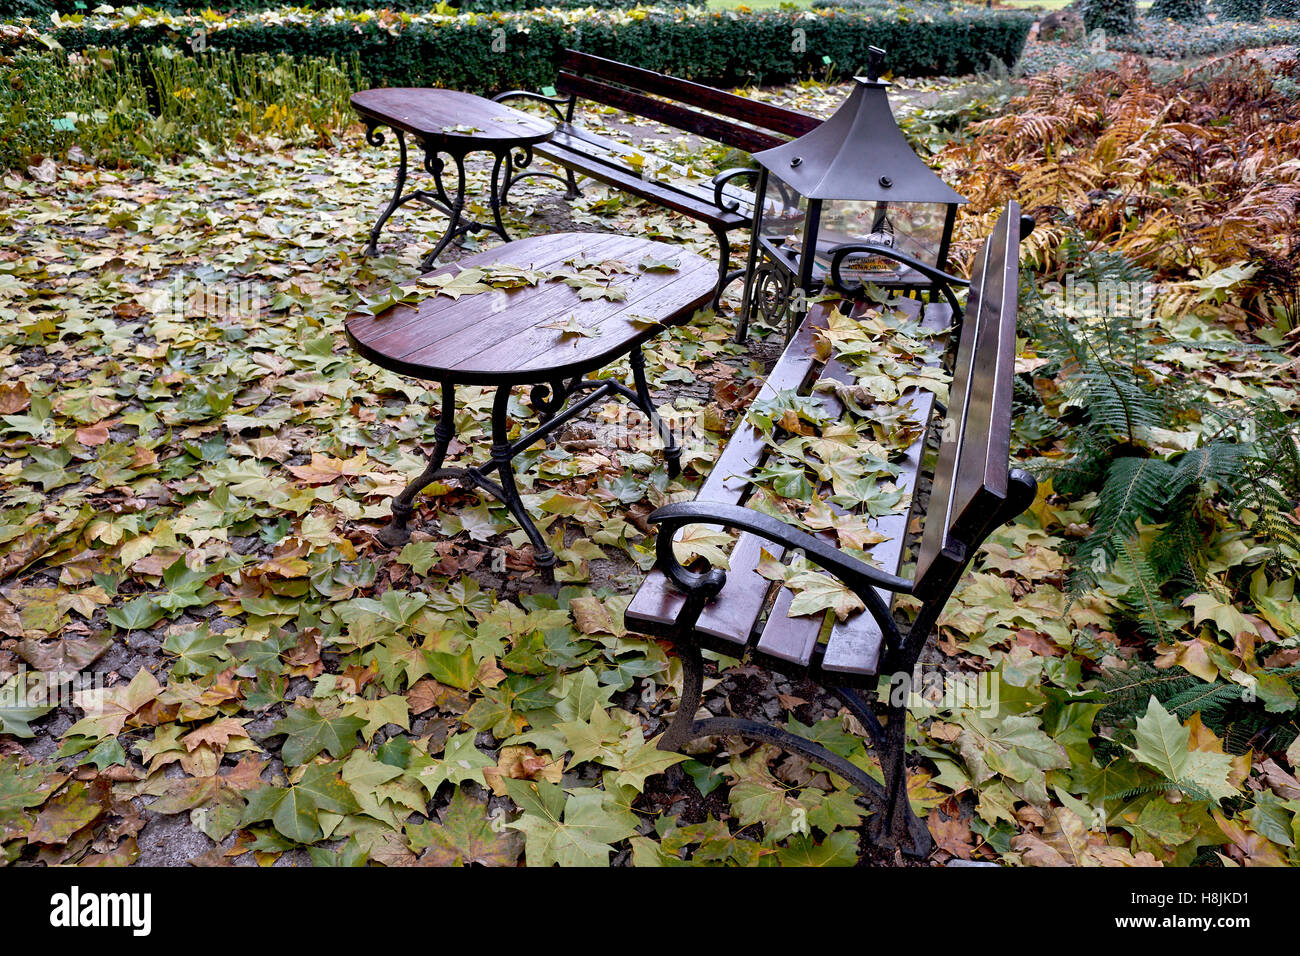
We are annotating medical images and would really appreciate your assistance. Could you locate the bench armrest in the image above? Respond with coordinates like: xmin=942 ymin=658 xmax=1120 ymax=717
xmin=711 ymin=167 xmax=758 ymax=214
xmin=491 ymin=89 xmax=574 ymax=123
xmin=827 ymin=244 xmax=969 ymax=320
xmin=649 ymin=501 xmax=913 ymax=606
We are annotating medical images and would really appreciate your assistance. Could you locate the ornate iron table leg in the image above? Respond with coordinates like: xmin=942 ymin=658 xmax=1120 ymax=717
xmin=379 ymin=381 xmax=456 ymax=548
xmin=365 ymin=125 xmax=408 ymax=258
xmin=628 ymin=346 xmax=680 ymax=478
xmin=486 ymin=384 xmax=556 ymax=580
xmin=420 ymin=149 xmax=471 ymax=271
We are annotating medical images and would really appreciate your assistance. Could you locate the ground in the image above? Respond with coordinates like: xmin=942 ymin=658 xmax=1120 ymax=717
xmin=2 ymin=39 xmax=1299 ymax=869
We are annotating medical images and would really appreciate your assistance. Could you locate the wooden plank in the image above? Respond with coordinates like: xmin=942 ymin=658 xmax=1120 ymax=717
xmin=947 ymin=209 xmax=1019 ymax=541
xmin=351 ymin=88 xmax=553 ymax=149
xmin=544 ymin=125 xmax=755 ymax=210
xmin=696 ymin=304 xmax=829 ymax=504
xmin=355 ymin=233 xmax=640 ymax=356
xmin=559 ymin=50 xmax=821 ymax=140
xmin=556 ymin=73 xmax=786 ymax=156
xmin=399 ymin=251 xmax=714 ymax=380
xmin=913 ymin=240 xmax=989 ymax=584
xmin=347 ymin=232 xmax=583 ymax=350
xmin=534 ymin=137 xmax=748 ymax=229
xmin=626 ymin=533 xmax=775 ymax=647
xmin=465 ymin=257 xmax=718 ymax=375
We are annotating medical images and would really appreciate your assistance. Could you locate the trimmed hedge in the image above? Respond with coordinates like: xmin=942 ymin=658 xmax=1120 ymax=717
xmin=0 ymin=0 xmax=640 ymax=18
xmin=1081 ymin=0 xmax=1138 ymax=33
xmin=47 ymin=8 xmax=1035 ymax=91
xmin=1216 ymin=0 xmax=1265 ymax=18
xmin=1148 ymin=0 xmax=1206 ymax=20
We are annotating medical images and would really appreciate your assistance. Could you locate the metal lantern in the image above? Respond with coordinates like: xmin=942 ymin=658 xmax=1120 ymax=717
xmin=738 ymin=48 xmax=967 ymax=338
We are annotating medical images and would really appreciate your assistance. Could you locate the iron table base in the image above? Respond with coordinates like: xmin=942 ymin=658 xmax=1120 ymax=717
xmin=362 ymin=124 xmax=545 ymax=270
xmin=378 ymin=348 xmax=680 ymax=583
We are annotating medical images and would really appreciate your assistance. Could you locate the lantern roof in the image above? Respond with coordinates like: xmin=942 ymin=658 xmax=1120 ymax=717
xmin=753 ymin=61 xmax=966 ymax=206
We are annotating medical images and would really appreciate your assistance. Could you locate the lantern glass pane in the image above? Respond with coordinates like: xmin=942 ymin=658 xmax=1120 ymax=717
xmin=759 ymin=172 xmax=808 ymax=263
xmin=815 ymin=200 xmax=951 ymax=283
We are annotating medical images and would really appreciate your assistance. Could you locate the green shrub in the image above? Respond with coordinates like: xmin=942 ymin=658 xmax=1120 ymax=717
xmin=1147 ymin=0 xmax=1206 ymax=20
xmin=0 ymin=0 xmax=642 ymax=17
xmin=46 ymin=8 xmax=1036 ymax=92
xmin=1081 ymin=0 xmax=1138 ymax=33
xmin=0 ymin=0 xmax=51 ymax=17
xmin=0 ymin=48 xmax=359 ymax=169
xmin=1106 ymin=16 xmax=1300 ymax=55
xmin=1216 ymin=0 xmax=1265 ymax=19
xmin=1268 ymin=0 xmax=1300 ymax=16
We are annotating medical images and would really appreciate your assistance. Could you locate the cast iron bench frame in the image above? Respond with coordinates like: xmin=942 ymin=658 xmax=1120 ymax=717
xmin=626 ymin=202 xmax=1036 ymax=857
xmin=492 ymin=50 xmax=821 ymax=310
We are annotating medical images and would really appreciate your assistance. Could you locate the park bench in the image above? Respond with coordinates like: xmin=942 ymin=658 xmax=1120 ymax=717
xmin=625 ymin=202 xmax=1036 ymax=857
xmin=492 ymin=50 xmax=820 ymax=309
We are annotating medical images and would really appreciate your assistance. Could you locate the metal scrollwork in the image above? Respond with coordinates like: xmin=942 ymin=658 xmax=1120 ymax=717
xmin=529 ymin=377 xmax=575 ymax=422
xmin=364 ymin=122 xmax=386 ymax=148
xmin=752 ymin=262 xmax=793 ymax=330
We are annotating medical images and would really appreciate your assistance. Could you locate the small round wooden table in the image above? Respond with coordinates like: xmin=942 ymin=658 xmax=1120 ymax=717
xmin=352 ymin=88 xmax=556 ymax=269
xmin=345 ymin=232 xmax=717 ymax=579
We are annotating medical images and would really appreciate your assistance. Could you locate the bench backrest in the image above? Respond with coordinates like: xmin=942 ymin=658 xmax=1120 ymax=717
xmin=912 ymin=202 xmax=1027 ymax=598
xmin=555 ymin=50 xmax=821 ymax=155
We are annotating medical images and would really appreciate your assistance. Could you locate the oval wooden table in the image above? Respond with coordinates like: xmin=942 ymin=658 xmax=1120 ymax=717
xmin=346 ymin=232 xmax=718 ymax=579
xmin=352 ymin=88 xmax=556 ymax=269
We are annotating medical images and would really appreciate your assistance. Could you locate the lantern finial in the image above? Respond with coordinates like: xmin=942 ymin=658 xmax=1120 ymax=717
xmin=865 ymin=46 xmax=885 ymax=84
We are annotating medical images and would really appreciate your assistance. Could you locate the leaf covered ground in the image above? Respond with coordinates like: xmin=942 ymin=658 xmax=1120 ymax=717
xmin=2 ymin=53 xmax=1300 ymax=867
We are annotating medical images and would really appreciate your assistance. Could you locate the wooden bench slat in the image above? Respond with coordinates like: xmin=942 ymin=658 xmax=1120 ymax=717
xmin=557 ymin=73 xmax=788 ymax=156
xmin=542 ymin=125 xmax=754 ymax=210
xmin=696 ymin=306 xmax=828 ymax=504
xmin=559 ymin=50 xmax=821 ymax=141
xmin=625 ymin=533 xmax=775 ymax=647
xmin=913 ymin=208 xmax=1020 ymax=587
xmin=535 ymin=136 xmax=748 ymax=230
xmin=947 ymin=220 xmax=1018 ymax=539
xmin=756 ymin=299 xmax=950 ymax=676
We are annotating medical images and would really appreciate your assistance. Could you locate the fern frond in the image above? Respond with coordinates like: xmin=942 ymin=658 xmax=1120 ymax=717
xmin=1113 ymin=535 xmax=1180 ymax=644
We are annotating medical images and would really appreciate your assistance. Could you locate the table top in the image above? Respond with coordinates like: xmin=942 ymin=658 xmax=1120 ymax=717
xmin=345 ymin=233 xmax=717 ymax=385
xmin=351 ymin=88 xmax=554 ymax=150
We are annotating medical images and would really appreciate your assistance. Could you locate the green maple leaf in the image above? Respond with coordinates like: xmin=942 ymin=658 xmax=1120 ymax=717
xmin=272 ymin=703 xmax=366 ymax=766
xmin=551 ymin=667 xmax=618 ymax=723
xmin=0 ymin=754 xmax=62 ymax=812
xmin=613 ymin=737 xmax=687 ymax=792
xmin=557 ymin=706 xmax=638 ymax=767
xmin=0 ymin=678 xmax=53 ymax=739
xmin=776 ymin=831 xmax=859 ymax=867
xmin=407 ymin=787 xmax=521 ymax=866
xmin=415 ymin=731 xmax=494 ymax=797
xmin=161 ymin=624 xmax=230 ymax=678
xmin=504 ymin=778 xmax=638 ymax=867
xmin=396 ymin=540 xmax=441 ymax=576
xmin=1126 ymin=697 xmax=1236 ymax=802
xmin=105 ymin=594 xmax=167 ymax=632
xmin=243 ymin=764 xmax=359 ymax=845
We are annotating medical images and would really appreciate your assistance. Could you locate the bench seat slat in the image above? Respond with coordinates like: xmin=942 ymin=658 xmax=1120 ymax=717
xmin=625 ymin=533 xmax=776 ymax=647
xmin=535 ymin=137 xmax=748 ymax=231
xmin=753 ymin=299 xmax=951 ymax=677
xmin=542 ymin=126 xmax=754 ymax=212
xmin=629 ymin=297 xmax=955 ymax=677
